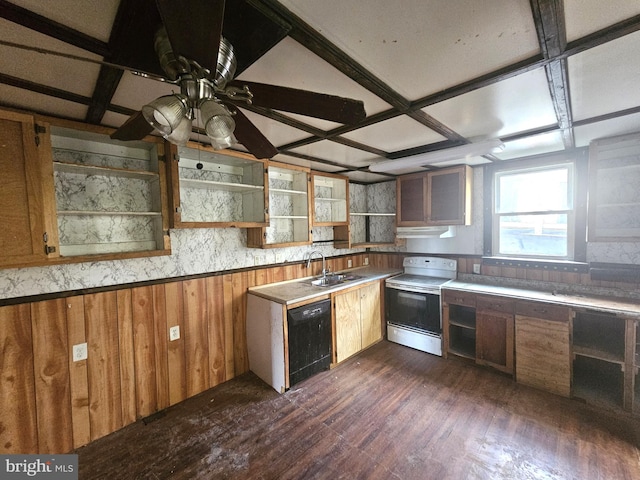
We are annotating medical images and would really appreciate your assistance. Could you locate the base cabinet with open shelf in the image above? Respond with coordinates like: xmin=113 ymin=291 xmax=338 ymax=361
xmin=572 ymin=310 xmax=629 ymax=410
xmin=168 ymin=144 xmax=267 ymax=228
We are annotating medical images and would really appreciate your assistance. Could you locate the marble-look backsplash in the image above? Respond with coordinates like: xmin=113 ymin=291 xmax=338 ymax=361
xmin=0 ymin=179 xmax=401 ymax=300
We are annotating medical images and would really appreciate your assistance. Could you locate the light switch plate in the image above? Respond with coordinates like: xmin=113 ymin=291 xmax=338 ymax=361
xmin=169 ymin=326 xmax=180 ymax=341
xmin=347 ymin=259 xmax=353 ymax=268
xmin=473 ymin=264 xmax=481 ymax=274
xmin=73 ymin=343 xmax=88 ymax=362
xmin=364 ymin=257 xmax=369 ymax=265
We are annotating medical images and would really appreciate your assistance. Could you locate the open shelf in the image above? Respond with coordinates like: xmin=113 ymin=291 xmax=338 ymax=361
xmin=573 ymin=312 xmax=626 ymax=363
xmin=179 ymin=178 xmax=264 ymax=193
xmin=449 ymin=325 xmax=476 ymax=359
xmin=573 ymin=355 xmax=624 ymax=410
xmin=57 ymin=210 xmax=162 ymax=217
xmin=53 ymin=161 xmax=159 ymax=180
xmin=448 ymin=304 xmax=476 ymax=329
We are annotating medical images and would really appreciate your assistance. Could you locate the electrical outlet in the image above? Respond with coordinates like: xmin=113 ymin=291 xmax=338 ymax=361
xmin=473 ymin=263 xmax=481 ymax=274
xmin=347 ymin=259 xmax=353 ymax=268
xmin=363 ymin=257 xmax=369 ymax=266
xmin=254 ymin=255 xmax=260 ymax=266
xmin=275 ymin=254 xmax=282 ymax=263
xmin=169 ymin=326 xmax=180 ymax=341
xmin=73 ymin=343 xmax=87 ymax=362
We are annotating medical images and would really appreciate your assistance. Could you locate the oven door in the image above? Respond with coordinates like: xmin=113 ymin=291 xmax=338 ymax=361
xmin=385 ymin=284 xmax=441 ymax=334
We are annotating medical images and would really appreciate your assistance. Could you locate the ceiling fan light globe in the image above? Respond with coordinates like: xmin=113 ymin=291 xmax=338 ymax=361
xmin=199 ymin=99 xmax=236 ymax=138
xmin=209 ymin=133 xmax=237 ymax=151
xmin=142 ymin=94 xmax=188 ymax=135
xmin=164 ymin=116 xmax=192 ymax=146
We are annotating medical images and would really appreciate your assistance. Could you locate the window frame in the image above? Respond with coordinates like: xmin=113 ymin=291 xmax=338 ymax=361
xmin=484 ymin=151 xmax=588 ymax=263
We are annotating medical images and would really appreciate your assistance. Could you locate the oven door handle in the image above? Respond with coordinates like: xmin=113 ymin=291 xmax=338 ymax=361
xmin=385 ymin=283 xmax=440 ymax=295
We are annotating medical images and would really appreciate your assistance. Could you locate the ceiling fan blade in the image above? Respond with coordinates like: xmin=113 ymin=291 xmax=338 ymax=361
xmin=156 ymin=0 xmax=225 ymax=73
xmin=228 ymin=81 xmax=367 ymax=125
xmin=230 ymin=107 xmax=278 ymax=159
xmin=110 ymin=111 xmax=154 ymax=141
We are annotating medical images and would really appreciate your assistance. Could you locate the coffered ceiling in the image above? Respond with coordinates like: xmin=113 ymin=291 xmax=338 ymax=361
xmin=1 ymin=0 xmax=639 ymax=183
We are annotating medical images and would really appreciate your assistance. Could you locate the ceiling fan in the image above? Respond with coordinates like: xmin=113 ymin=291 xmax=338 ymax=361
xmin=106 ymin=0 xmax=367 ymax=159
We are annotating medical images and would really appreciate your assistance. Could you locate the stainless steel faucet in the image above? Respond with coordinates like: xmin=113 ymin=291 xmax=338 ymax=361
xmin=305 ymin=250 xmax=329 ymax=277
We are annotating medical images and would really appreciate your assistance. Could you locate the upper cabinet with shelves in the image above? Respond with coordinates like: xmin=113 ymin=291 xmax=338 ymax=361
xmin=50 ymin=125 xmax=170 ymax=258
xmin=342 ymin=181 xmax=397 ymax=249
xmin=311 ymin=172 xmax=349 ymax=226
xmin=588 ymin=132 xmax=640 ymax=241
xmin=168 ymin=144 xmax=267 ymax=228
xmin=396 ymin=165 xmax=472 ymax=227
xmin=247 ymin=162 xmax=312 ymax=248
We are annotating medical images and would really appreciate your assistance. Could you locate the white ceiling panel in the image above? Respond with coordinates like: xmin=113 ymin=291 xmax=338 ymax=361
xmin=574 ymin=113 xmax=640 ymax=147
xmin=110 ymin=71 xmax=176 ymax=110
xmin=569 ymin=31 xmax=640 ymax=121
xmin=342 ymin=115 xmax=445 ymax=152
xmin=0 ymin=83 xmax=88 ymax=120
xmin=0 ymin=20 xmax=101 ymax=97
xmin=237 ymin=37 xmax=391 ymax=118
xmin=423 ymin=68 xmax=557 ymax=140
xmin=10 ymin=0 xmax=120 ymax=42
xmin=278 ymin=0 xmax=540 ymax=100
xmin=290 ymin=140 xmax=380 ymax=168
xmin=493 ymin=131 xmax=566 ymax=160
xmin=564 ymin=0 xmax=640 ymax=42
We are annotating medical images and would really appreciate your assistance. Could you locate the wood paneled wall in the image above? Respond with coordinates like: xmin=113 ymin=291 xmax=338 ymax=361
xmin=0 ymin=254 xmax=368 ymax=454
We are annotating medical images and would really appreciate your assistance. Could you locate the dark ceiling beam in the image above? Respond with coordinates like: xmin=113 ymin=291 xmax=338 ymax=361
xmin=0 ymin=0 xmax=109 ymax=56
xmin=530 ymin=0 xmax=573 ymax=149
xmin=85 ymin=0 xmax=161 ymax=124
xmin=330 ymin=136 xmax=388 ymax=157
xmin=0 ymin=72 xmax=91 ymax=105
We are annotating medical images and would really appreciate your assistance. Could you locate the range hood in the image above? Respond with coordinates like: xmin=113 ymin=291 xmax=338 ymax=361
xmin=396 ymin=226 xmax=457 ymax=238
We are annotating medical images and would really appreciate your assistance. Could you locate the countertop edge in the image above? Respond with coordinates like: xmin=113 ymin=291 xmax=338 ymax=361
xmin=443 ymin=281 xmax=640 ymax=317
xmin=248 ymin=267 xmax=402 ymax=305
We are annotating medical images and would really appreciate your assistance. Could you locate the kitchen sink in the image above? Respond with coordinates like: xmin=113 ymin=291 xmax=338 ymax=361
xmin=307 ymin=273 xmax=363 ymax=287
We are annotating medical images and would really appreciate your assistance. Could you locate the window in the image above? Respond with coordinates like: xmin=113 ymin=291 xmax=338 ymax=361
xmin=493 ymin=162 xmax=575 ymax=259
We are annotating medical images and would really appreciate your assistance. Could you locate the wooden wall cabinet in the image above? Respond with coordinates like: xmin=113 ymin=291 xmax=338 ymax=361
xmin=167 ymin=143 xmax=267 ymax=228
xmin=311 ymin=172 xmax=349 ymax=226
xmin=588 ymin=132 xmax=640 ymax=241
xmin=0 ymin=110 xmax=172 ymax=269
xmin=333 ymin=281 xmax=382 ymax=364
xmin=515 ymin=301 xmax=572 ymax=397
xmin=396 ymin=165 xmax=472 ymax=227
xmin=49 ymin=125 xmax=170 ymax=259
xmin=247 ymin=161 xmax=311 ymax=248
xmin=0 ymin=110 xmax=59 ymax=268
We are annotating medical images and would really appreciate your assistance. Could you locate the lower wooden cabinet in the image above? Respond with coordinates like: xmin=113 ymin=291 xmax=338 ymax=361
xmin=333 ymin=281 xmax=382 ymax=363
xmin=443 ymin=291 xmax=514 ymax=375
xmin=515 ymin=301 xmax=572 ymax=397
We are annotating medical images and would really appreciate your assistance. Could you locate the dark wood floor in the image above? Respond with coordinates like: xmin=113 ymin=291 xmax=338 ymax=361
xmin=76 ymin=341 xmax=640 ymax=479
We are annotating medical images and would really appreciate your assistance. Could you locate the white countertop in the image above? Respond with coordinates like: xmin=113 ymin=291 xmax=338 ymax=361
xmin=248 ymin=267 xmax=401 ymax=305
xmin=444 ymin=280 xmax=640 ymax=318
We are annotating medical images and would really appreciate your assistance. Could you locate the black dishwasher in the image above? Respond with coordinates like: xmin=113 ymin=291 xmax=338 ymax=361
xmin=287 ymin=299 xmax=332 ymax=386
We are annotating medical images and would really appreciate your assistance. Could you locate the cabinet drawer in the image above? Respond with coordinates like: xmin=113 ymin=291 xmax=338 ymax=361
xmin=442 ymin=289 xmax=476 ymax=307
xmin=515 ymin=301 xmax=571 ymax=322
xmin=476 ymin=295 xmax=514 ymax=314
